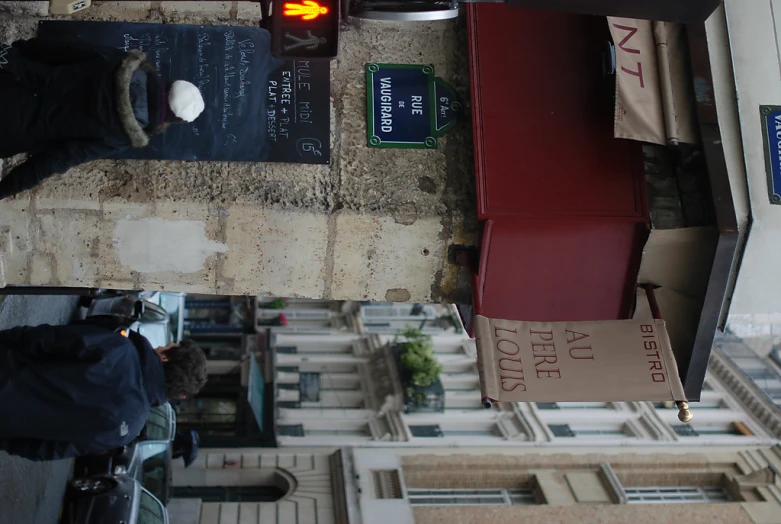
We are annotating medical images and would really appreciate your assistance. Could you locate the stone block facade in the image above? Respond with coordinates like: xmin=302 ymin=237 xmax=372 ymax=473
xmin=0 ymin=1 xmax=474 ymax=301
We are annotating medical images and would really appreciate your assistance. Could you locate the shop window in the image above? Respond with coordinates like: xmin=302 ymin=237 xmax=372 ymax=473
xmin=176 ymin=397 xmax=237 ymax=432
xmin=407 ymin=488 xmax=537 ymax=506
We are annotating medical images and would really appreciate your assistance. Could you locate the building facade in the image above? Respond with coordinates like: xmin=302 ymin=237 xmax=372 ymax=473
xmin=353 ymin=444 xmax=781 ymax=524
xmin=266 ymin=301 xmax=780 ymax=448
xmin=166 ymin=298 xmax=781 ymax=524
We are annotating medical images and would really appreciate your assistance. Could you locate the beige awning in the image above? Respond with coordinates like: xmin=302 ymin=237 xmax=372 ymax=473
xmin=474 ymin=315 xmax=686 ymax=403
xmin=609 ymin=17 xmax=699 ymax=145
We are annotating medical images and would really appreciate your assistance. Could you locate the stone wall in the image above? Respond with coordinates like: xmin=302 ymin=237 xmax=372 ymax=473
xmin=399 ymin=449 xmax=781 ymax=524
xmin=0 ymin=1 xmax=475 ymax=300
xmin=413 ymin=504 xmax=756 ymax=524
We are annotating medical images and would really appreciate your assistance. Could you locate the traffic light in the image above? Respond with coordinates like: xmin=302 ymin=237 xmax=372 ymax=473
xmin=271 ymin=0 xmax=340 ymax=60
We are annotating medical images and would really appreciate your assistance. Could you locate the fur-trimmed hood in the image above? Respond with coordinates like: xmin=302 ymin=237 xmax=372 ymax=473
xmin=115 ymin=49 xmax=149 ymax=148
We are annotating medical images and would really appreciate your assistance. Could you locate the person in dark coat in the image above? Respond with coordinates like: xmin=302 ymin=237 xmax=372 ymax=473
xmin=0 ymin=323 xmax=208 ymax=461
xmin=0 ymin=37 xmax=205 ymax=200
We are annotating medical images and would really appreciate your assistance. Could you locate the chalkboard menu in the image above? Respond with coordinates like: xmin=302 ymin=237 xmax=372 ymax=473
xmin=37 ymin=21 xmax=331 ymax=164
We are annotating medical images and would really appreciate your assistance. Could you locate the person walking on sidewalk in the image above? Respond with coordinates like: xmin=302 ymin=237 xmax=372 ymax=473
xmin=0 ymin=37 xmax=205 ymax=200
xmin=0 ymin=323 xmax=208 ymax=461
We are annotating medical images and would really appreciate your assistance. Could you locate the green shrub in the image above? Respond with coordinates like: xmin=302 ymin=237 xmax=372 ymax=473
xmin=396 ymin=328 xmax=442 ymax=388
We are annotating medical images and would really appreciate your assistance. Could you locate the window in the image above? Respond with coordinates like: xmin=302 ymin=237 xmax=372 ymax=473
xmin=549 ymin=424 xmax=576 ymax=437
xmin=625 ymin=486 xmax=731 ymax=503
xmin=765 ymin=388 xmax=781 ymax=401
xmin=409 ymin=424 xmax=444 ymax=438
xmin=672 ymin=424 xmax=699 ymax=437
xmin=443 ymin=427 xmax=502 ymax=438
xmin=771 ymin=348 xmax=781 ymax=368
xmin=574 ymin=429 xmax=628 ymax=436
xmin=299 ymin=372 xmax=321 ymax=402
xmin=408 ymin=488 xmax=537 ymax=506
xmin=673 ymin=423 xmax=751 ymax=437
xmin=137 ymin=490 xmax=166 ymax=524
xmin=305 ymin=426 xmax=371 ymax=437
xmin=136 ymin=442 xmax=170 ymax=504
xmin=745 ymin=368 xmax=777 ymax=381
xmin=656 ymin=400 xmax=723 ymax=410
xmin=558 ymin=402 xmax=609 ymax=409
xmin=176 ymin=397 xmax=236 ymax=431
xmin=720 ymin=340 xmax=781 ymax=405
xmin=536 ymin=402 xmax=560 ymax=410
xmin=173 ymin=485 xmax=285 ymax=503
xmin=277 ymin=424 xmax=305 ymax=437
xmin=373 ymin=470 xmax=403 ymax=499
xmin=445 ymin=404 xmax=485 ymax=411
xmin=145 ymin=404 xmax=172 ymax=441
xmin=693 ymin=426 xmax=746 ymax=436
xmin=549 ymin=424 xmax=630 ymax=438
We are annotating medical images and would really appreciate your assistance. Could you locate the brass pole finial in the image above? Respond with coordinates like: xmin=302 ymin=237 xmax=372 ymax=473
xmin=677 ymin=401 xmax=693 ymax=423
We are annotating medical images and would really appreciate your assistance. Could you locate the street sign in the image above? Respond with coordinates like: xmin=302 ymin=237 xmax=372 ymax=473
xmin=365 ymin=63 xmax=462 ymax=149
xmin=760 ymin=105 xmax=781 ymax=205
xmin=272 ymin=0 xmax=340 ymax=60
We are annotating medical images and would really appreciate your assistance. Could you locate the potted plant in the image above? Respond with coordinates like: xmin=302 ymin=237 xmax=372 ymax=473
xmin=393 ymin=328 xmax=444 ymax=412
xmin=259 ymin=298 xmax=288 ymax=310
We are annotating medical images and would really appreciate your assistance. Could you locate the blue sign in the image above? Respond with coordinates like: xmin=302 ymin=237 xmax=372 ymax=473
xmin=366 ymin=63 xmax=462 ymax=149
xmin=248 ymin=356 xmax=265 ymax=430
xmin=366 ymin=63 xmax=436 ymax=148
xmin=761 ymin=105 xmax=781 ymax=205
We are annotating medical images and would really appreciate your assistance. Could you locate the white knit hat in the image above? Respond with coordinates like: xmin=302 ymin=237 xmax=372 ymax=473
xmin=168 ymin=80 xmax=205 ymax=122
